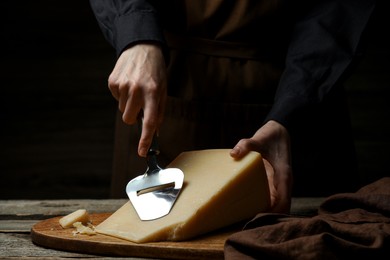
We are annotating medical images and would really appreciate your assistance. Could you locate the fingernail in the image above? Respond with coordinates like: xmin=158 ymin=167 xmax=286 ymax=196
xmin=230 ymin=146 xmax=241 ymax=157
xmin=139 ymin=147 xmax=147 ymax=157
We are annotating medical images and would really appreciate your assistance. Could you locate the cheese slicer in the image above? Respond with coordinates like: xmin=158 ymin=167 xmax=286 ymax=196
xmin=126 ymin=131 xmax=184 ymax=221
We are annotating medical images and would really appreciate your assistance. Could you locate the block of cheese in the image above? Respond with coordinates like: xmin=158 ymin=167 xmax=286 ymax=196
xmin=59 ymin=209 xmax=90 ymax=228
xmin=96 ymin=149 xmax=270 ymax=243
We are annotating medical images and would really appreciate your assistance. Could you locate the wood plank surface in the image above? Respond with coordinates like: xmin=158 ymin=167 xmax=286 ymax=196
xmin=31 ymin=213 xmax=234 ymax=259
xmin=0 ymin=199 xmax=127 ymax=218
xmin=0 ymin=232 xmax=153 ymax=260
xmin=0 ymin=233 xmax=102 ymax=259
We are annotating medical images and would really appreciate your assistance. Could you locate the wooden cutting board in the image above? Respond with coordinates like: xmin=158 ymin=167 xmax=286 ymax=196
xmin=31 ymin=213 xmax=241 ymax=259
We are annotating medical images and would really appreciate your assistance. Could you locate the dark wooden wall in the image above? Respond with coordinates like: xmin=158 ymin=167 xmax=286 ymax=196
xmin=344 ymin=1 xmax=390 ymax=186
xmin=0 ymin=1 xmax=117 ymax=199
xmin=1 ymin=1 xmax=389 ymax=199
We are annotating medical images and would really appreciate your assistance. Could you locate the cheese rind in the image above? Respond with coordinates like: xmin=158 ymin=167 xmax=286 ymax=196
xmin=96 ymin=149 xmax=270 ymax=243
xmin=59 ymin=209 xmax=90 ymax=228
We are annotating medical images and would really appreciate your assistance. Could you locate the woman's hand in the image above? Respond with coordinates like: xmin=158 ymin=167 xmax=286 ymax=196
xmin=108 ymin=44 xmax=167 ymax=157
xmin=230 ymin=120 xmax=293 ymax=213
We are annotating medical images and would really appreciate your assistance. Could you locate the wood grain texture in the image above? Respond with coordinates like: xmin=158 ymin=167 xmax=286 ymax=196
xmin=31 ymin=213 xmax=239 ymax=259
xmin=0 ymin=199 xmax=127 ymax=218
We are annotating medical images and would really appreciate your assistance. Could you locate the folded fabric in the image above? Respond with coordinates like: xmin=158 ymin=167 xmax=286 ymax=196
xmin=224 ymin=177 xmax=390 ymax=260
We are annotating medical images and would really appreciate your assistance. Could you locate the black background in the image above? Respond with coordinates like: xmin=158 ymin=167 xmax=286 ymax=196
xmin=1 ymin=1 xmax=389 ymax=199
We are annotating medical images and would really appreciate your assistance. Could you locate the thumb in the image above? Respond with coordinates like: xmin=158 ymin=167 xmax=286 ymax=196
xmin=230 ymin=138 xmax=253 ymax=159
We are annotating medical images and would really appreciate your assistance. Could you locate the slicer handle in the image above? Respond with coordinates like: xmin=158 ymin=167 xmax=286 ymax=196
xmin=138 ymin=113 xmax=161 ymax=172
xmin=147 ymin=134 xmax=160 ymax=156
xmin=138 ymin=112 xmax=160 ymax=156
xmin=146 ymin=134 xmax=162 ymax=173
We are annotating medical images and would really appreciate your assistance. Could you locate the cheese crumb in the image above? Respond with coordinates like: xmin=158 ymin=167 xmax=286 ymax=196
xmin=72 ymin=222 xmax=96 ymax=236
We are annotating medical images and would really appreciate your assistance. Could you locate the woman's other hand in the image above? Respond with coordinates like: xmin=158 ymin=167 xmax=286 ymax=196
xmin=230 ymin=120 xmax=293 ymax=213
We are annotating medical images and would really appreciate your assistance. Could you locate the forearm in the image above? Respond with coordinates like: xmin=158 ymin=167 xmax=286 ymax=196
xmin=265 ymin=0 xmax=376 ymax=129
xmin=89 ymin=0 xmax=166 ymax=56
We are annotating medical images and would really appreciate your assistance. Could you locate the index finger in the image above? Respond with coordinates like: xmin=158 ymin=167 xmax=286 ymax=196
xmin=138 ymin=107 xmax=158 ymax=157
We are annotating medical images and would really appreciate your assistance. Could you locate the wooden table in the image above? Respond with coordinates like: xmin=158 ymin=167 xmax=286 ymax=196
xmin=0 ymin=198 xmax=324 ymax=259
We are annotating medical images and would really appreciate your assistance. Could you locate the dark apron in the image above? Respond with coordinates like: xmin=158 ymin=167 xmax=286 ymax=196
xmin=110 ymin=0 xmax=358 ymax=198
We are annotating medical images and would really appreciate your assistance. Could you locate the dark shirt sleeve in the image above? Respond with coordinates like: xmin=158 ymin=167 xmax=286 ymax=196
xmin=264 ymin=0 xmax=376 ymax=129
xmin=90 ymin=0 xmax=376 ymax=131
xmin=89 ymin=0 xmax=166 ymax=57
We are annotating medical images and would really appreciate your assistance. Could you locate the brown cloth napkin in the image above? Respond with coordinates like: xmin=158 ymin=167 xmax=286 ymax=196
xmin=224 ymin=177 xmax=390 ymax=260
